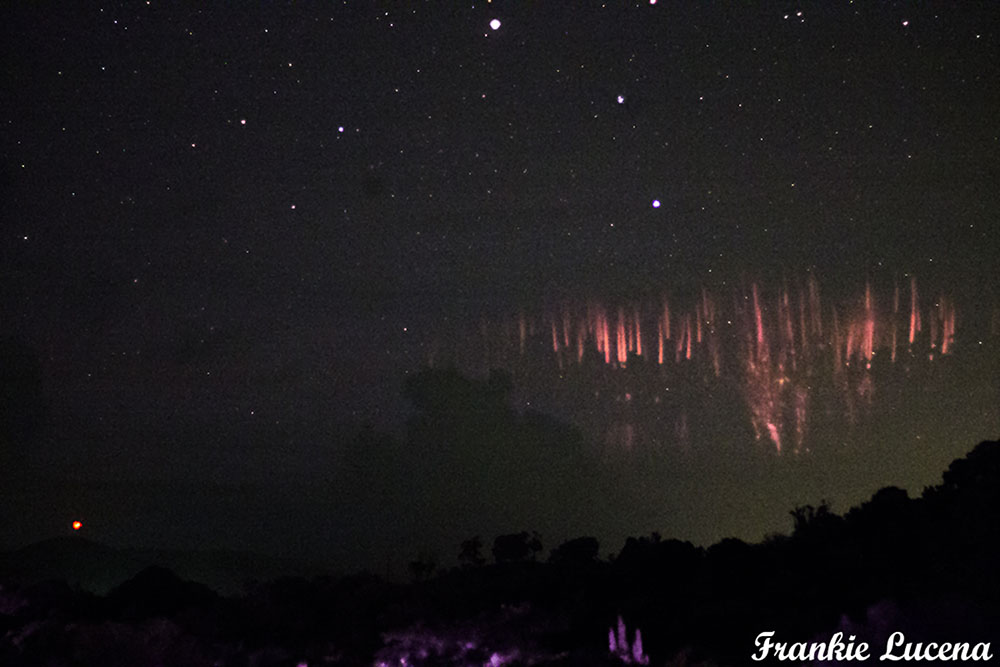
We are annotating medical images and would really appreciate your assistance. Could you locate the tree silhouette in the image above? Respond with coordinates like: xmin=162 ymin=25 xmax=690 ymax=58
xmin=492 ymin=532 xmax=542 ymax=563
xmin=789 ymin=500 xmax=837 ymax=536
xmin=408 ymin=553 xmax=437 ymax=582
xmin=549 ymin=536 xmax=600 ymax=565
xmin=458 ymin=536 xmax=486 ymax=568
xmin=938 ymin=439 xmax=1000 ymax=498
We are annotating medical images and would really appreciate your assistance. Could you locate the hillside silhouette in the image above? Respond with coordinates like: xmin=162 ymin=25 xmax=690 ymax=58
xmin=3 ymin=441 xmax=997 ymax=664
xmin=1 ymin=368 xmax=996 ymax=665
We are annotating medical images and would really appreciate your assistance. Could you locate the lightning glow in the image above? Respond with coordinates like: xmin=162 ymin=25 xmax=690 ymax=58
xmin=416 ymin=274 xmax=985 ymax=455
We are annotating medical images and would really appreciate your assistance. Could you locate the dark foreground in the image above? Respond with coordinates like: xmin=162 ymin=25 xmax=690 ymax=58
xmin=2 ymin=440 xmax=998 ymax=666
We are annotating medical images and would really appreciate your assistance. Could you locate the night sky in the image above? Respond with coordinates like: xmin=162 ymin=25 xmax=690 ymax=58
xmin=3 ymin=3 xmax=999 ymax=574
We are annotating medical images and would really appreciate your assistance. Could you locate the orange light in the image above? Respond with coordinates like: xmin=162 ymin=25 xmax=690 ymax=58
xmin=72 ymin=520 xmax=82 ymax=531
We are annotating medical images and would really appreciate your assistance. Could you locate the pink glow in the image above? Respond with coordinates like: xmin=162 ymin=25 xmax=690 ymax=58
xmin=418 ymin=275 xmax=976 ymax=454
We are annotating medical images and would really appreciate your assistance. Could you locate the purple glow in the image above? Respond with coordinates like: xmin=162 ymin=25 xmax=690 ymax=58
xmin=632 ymin=629 xmax=646 ymax=664
xmin=609 ymin=615 xmax=650 ymax=665
xmin=617 ymin=95 xmax=625 ymax=104
xmin=651 ymin=199 xmax=661 ymax=208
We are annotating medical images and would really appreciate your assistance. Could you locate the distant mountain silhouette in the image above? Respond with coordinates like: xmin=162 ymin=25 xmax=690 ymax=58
xmin=0 ymin=439 xmax=996 ymax=665
xmin=0 ymin=536 xmax=320 ymax=595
